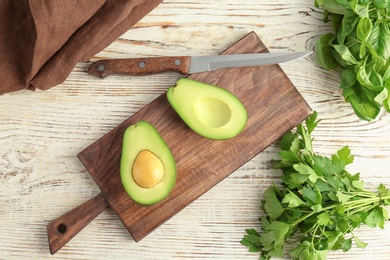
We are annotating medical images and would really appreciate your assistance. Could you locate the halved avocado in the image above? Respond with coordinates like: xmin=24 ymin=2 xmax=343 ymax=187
xmin=167 ymin=78 xmax=247 ymax=140
xmin=120 ymin=121 xmax=176 ymax=205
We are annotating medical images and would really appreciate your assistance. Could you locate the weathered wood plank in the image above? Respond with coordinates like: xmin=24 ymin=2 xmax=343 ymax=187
xmin=1 ymin=1 xmax=390 ymax=259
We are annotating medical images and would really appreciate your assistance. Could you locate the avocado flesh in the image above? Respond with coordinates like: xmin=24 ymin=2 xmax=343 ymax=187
xmin=167 ymin=78 xmax=247 ymax=140
xmin=120 ymin=121 xmax=176 ymax=205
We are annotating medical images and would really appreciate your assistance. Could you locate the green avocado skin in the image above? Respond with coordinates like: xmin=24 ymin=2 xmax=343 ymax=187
xmin=120 ymin=121 xmax=176 ymax=205
xmin=167 ymin=78 xmax=248 ymax=140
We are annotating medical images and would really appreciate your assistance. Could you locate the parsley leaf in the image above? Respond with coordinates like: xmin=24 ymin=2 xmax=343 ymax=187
xmin=282 ymin=191 xmax=305 ymax=208
xmin=305 ymin=111 xmax=321 ymax=134
xmin=317 ymin=212 xmax=332 ymax=226
xmin=294 ymin=163 xmax=321 ymax=183
xmin=262 ymin=185 xmax=285 ymax=220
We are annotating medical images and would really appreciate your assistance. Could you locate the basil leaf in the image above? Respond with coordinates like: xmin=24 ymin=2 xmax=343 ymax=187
xmin=315 ymin=33 xmax=339 ymax=70
xmin=367 ymin=23 xmax=390 ymax=64
xmin=344 ymin=84 xmax=380 ymax=121
xmin=357 ymin=18 xmax=372 ymax=41
xmin=340 ymin=68 xmax=357 ymax=89
xmin=374 ymin=87 xmax=388 ymax=104
xmin=338 ymin=12 xmax=359 ymax=44
xmin=357 ymin=62 xmax=383 ymax=91
xmin=382 ymin=60 xmax=390 ymax=81
xmin=357 ymin=17 xmax=372 ymax=58
xmin=350 ymin=0 xmax=369 ymax=18
xmin=333 ymin=44 xmax=358 ymax=65
xmin=383 ymin=80 xmax=390 ymax=112
xmin=315 ymin=0 xmax=349 ymax=15
xmin=373 ymin=0 xmax=390 ymax=10
xmin=331 ymin=13 xmax=343 ymax=32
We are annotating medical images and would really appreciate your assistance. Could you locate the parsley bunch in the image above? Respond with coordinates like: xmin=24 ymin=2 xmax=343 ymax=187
xmin=241 ymin=112 xmax=390 ymax=259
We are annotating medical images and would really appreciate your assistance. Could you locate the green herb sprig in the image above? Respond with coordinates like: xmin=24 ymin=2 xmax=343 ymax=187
xmin=314 ymin=0 xmax=390 ymax=121
xmin=241 ymin=112 xmax=390 ymax=259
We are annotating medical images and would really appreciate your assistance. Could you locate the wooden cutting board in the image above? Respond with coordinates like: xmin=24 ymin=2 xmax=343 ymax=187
xmin=47 ymin=31 xmax=312 ymax=254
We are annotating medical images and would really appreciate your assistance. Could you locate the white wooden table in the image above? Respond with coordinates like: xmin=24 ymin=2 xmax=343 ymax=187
xmin=1 ymin=1 xmax=390 ymax=259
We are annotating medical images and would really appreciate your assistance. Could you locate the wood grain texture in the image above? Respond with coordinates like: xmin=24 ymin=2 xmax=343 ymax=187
xmin=77 ymin=31 xmax=311 ymax=244
xmin=88 ymin=56 xmax=191 ymax=78
xmin=1 ymin=1 xmax=390 ymax=259
xmin=47 ymin=193 xmax=108 ymax=255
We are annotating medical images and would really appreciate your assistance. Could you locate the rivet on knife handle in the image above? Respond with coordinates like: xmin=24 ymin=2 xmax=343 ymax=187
xmin=88 ymin=56 xmax=192 ymax=78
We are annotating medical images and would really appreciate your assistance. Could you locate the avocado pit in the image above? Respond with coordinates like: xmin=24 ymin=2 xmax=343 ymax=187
xmin=132 ymin=150 xmax=164 ymax=188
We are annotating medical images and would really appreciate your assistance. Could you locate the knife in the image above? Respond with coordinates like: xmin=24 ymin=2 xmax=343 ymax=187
xmin=88 ymin=51 xmax=312 ymax=78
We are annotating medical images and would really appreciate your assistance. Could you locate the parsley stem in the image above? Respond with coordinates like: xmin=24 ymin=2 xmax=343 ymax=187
xmin=311 ymin=224 xmax=319 ymax=244
xmin=348 ymin=204 xmax=376 ymax=217
xmin=343 ymin=191 xmax=377 ymax=198
xmin=344 ymin=194 xmax=390 ymax=207
xmin=290 ymin=194 xmax=390 ymax=227
xmin=291 ymin=212 xmax=316 ymax=226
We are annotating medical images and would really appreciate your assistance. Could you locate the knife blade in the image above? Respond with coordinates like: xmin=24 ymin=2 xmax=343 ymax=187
xmin=88 ymin=51 xmax=312 ymax=78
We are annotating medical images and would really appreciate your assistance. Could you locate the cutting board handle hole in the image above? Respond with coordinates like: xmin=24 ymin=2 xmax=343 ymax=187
xmin=57 ymin=223 xmax=67 ymax=234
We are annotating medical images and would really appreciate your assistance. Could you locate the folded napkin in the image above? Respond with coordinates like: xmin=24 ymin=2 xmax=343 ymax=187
xmin=0 ymin=0 xmax=163 ymax=94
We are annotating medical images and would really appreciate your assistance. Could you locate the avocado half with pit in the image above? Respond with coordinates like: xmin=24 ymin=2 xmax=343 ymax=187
xmin=167 ymin=78 xmax=247 ymax=140
xmin=120 ymin=121 xmax=176 ymax=205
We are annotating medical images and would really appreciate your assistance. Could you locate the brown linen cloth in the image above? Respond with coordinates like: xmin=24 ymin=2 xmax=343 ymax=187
xmin=0 ymin=0 xmax=163 ymax=94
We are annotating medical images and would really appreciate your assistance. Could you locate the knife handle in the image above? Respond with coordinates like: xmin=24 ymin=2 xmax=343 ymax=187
xmin=47 ymin=193 xmax=108 ymax=254
xmin=88 ymin=56 xmax=192 ymax=78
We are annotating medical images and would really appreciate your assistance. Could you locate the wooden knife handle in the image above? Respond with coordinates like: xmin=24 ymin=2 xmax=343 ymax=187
xmin=88 ymin=56 xmax=192 ymax=78
xmin=47 ymin=193 xmax=109 ymax=254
